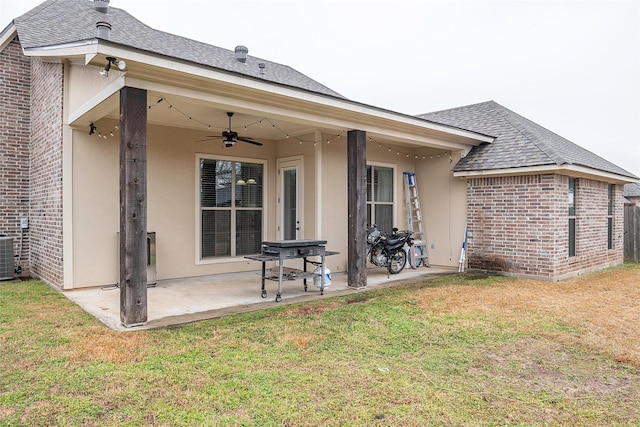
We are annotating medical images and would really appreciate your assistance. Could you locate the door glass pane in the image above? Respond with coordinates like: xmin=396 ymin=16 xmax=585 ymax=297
xmin=283 ymin=169 xmax=297 ymax=240
xmin=236 ymin=210 xmax=262 ymax=255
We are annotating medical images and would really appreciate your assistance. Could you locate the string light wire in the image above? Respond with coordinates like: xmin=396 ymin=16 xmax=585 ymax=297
xmin=89 ymin=96 xmax=454 ymax=159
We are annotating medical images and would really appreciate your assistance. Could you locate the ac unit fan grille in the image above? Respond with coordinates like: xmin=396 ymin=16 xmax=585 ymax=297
xmin=0 ymin=237 xmax=14 ymax=280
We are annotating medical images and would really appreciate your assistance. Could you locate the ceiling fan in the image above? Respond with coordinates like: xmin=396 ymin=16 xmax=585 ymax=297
xmin=198 ymin=112 xmax=263 ymax=147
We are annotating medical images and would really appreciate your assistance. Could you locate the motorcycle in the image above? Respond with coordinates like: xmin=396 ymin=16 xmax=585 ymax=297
xmin=366 ymin=224 xmax=414 ymax=274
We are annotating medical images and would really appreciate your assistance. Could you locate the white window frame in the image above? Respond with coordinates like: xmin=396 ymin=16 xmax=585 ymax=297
xmin=568 ymin=177 xmax=576 ymax=257
xmin=195 ymin=153 xmax=268 ymax=265
xmin=366 ymin=161 xmax=397 ymax=231
xmin=607 ymin=184 xmax=613 ymax=250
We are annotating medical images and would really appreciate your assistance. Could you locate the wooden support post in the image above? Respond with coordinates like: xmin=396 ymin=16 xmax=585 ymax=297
xmin=347 ymin=130 xmax=367 ymax=288
xmin=119 ymin=86 xmax=148 ymax=327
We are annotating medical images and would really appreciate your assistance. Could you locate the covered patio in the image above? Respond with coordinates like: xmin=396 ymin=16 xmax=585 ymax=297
xmin=63 ymin=266 xmax=457 ymax=331
xmin=2 ymin=0 xmax=491 ymax=329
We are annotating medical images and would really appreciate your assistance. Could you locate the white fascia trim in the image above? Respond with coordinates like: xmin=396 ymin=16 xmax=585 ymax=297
xmin=453 ymin=164 xmax=638 ymax=184
xmin=22 ymin=39 xmax=98 ymax=56
xmin=0 ymin=25 xmax=17 ymax=51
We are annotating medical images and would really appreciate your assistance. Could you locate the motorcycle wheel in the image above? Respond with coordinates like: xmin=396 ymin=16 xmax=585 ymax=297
xmin=387 ymin=250 xmax=407 ymax=274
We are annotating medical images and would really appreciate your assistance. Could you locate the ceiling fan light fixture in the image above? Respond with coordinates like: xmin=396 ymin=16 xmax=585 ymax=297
xmin=197 ymin=111 xmax=263 ymax=147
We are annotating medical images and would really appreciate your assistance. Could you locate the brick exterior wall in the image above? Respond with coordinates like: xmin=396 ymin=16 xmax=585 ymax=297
xmin=0 ymin=38 xmax=31 ymax=277
xmin=467 ymin=174 xmax=624 ymax=281
xmin=29 ymin=56 xmax=65 ymax=287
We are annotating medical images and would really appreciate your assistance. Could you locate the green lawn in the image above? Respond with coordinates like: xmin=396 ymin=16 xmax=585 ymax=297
xmin=1 ymin=265 xmax=639 ymax=426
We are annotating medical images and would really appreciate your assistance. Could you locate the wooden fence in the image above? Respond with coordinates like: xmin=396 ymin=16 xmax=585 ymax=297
xmin=624 ymin=205 xmax=640 ymax=262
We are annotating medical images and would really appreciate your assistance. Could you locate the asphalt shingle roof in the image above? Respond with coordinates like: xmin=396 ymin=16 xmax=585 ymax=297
xmin=624 ymin=182 xmax=640 ymax=198
xmin=6 ymin=2 xmax=636 ymax=181
xmin=9 ymin=0 xmax=344 ymax=98
xmin=417 ymin=101 xmax=637 ymax=179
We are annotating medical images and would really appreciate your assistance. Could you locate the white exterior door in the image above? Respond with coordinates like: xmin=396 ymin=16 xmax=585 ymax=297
xmin=277 ymin=158 xmax=302 ymax=240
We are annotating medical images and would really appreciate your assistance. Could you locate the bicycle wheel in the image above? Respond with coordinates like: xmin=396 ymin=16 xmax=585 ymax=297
xmin=412 ymin=246 xmax=422 ymax=268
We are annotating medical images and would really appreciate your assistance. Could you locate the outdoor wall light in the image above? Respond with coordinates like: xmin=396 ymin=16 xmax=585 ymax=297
xmin=99 ymin=56 xmax=126 ymax=76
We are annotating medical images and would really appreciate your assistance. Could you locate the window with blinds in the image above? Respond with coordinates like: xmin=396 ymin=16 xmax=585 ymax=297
xmin=607 ymin=184 xmax=613 ymax=250
xmin=366 ymin=165 xmax=394 ymax=233
xmin=568 ymin=178 xmax=576 ymax=257
xmin=200 ymin=158 xmax=264 ymax=259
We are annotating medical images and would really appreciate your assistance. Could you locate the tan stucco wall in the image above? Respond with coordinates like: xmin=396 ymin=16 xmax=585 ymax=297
xmin=72 ymin=121 xmax=280 ymax=287
xmin=70 ymin=121 xmax=465 ymax=288
xmin=67 ymin=64 xmax=123 ymax=114
xmin=318 ymin=140 xmax=466 ymax=273
xmin=418 ymin=151 xmax=467 ymax=267
xmin=318 ymin=138 xmax=348 ymax=272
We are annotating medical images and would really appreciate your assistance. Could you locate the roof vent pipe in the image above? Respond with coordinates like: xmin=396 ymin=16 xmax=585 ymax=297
xmin=94 ymin=0 xmax=110 ymax=13
xmin=258 ymin=63 xmax=266 ymax=76
xmin=96 ymin=21 xmax=112 ymax=39
xmin=234 ymin=45 xmax=248 ymax=63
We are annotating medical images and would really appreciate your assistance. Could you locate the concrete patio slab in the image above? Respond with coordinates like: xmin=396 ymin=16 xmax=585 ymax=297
xmin=62 ymin=266 xmax=457 ymax=331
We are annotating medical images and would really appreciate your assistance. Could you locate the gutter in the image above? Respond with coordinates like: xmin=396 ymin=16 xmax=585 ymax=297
xmin=453 ymin=164 xmax=639 ymax=184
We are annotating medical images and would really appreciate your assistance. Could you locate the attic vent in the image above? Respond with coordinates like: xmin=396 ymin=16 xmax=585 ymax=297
xmin=258 ymin=63 xmax=266 ymax=76
xmin=234 ymin=45 xmax=248 ymax=63
xmin=96 ymin=21 xmax=112 ymax=39
xmin=94 ymin=0 xmax=110 ymax=13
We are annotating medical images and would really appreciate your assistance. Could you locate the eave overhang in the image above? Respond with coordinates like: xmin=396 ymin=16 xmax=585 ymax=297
xmin=453 ymin=164 xmax=639 ymax=184
xmin=0 ymin=24 xmax=17 ymax=52
xmin=23 ymin=38 xmax=492 ymax=152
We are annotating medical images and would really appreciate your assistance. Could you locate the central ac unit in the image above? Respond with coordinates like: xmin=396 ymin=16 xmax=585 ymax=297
xmin=0 ymin=236 xmax=14 ymax=281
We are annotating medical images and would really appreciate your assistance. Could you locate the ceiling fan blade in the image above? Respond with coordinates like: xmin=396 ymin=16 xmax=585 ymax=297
xmin=237 ymin=136 xmax=263 ymax=146
xmin=195 ymin=136 xmax=222 ymax=142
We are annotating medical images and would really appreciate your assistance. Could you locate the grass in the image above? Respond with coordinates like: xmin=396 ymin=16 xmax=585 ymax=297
xmin=1 ymin=264 xmax=639 ymax=426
